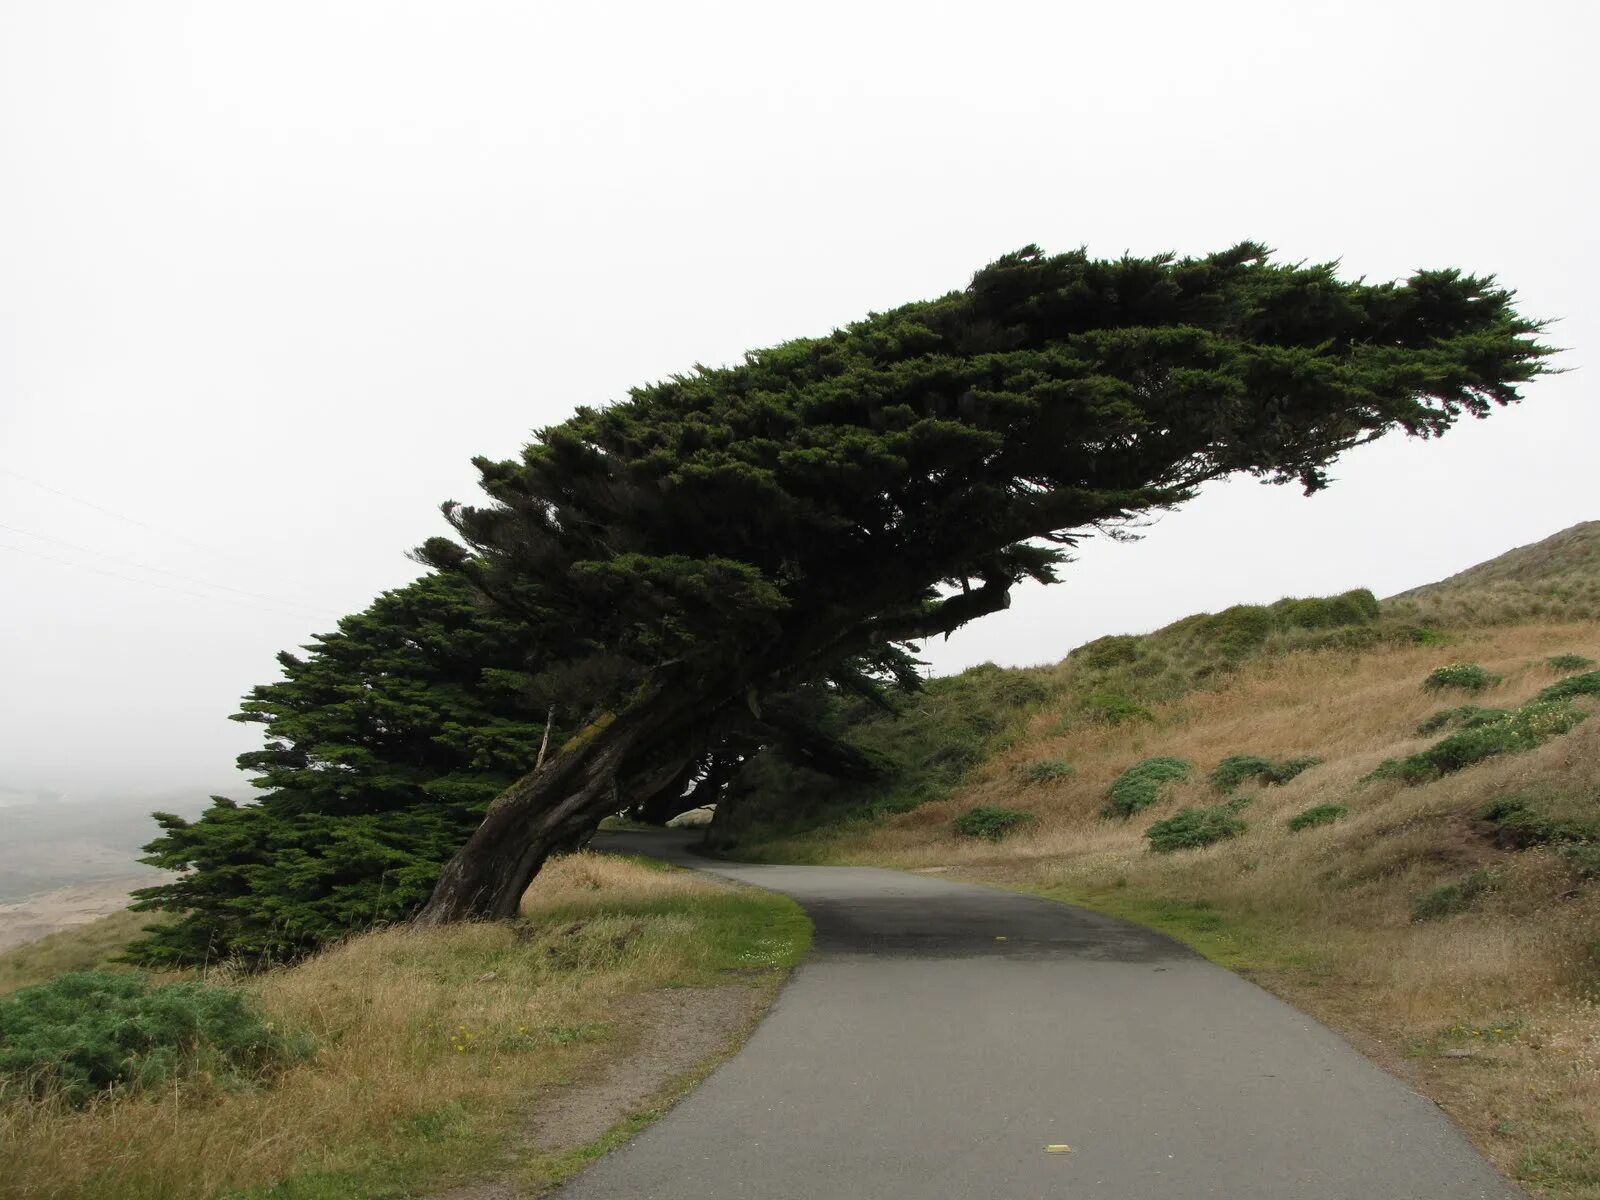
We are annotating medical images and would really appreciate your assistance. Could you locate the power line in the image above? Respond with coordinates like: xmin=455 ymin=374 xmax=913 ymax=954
xmin=0 ymin=541 xmax=338 ymax=625
xmin=0 ymin=521 xmax=332 ymax=619
xmin=0 ymin=465 xmax=273 ymax=573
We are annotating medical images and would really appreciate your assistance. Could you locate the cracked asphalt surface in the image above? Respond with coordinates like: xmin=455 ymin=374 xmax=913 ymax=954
xmin=554 ymin=830 xmax=1519 ymax=1199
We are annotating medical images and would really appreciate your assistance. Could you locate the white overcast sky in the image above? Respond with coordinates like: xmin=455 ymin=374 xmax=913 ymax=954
xmin=1 ymin=0 xmax=1594 ymax=802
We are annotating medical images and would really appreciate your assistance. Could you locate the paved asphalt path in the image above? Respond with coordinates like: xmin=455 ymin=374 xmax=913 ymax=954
xmin=557 ymin=830 xmax=1520 ymax=1199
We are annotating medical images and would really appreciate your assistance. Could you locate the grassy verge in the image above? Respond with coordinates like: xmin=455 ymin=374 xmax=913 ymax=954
xmin=0 ymin=853 xmax=809 ymax=1200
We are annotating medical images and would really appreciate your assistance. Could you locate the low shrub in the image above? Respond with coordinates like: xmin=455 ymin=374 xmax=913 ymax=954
xmin=1370 ymin=701 xmax=1588 ymax=785
xmin=1423 ymin=663 xmax=1499 ymax=692
xmin=1408 ymin=627 xmax=1452 ymax=646
xmin=1210 ymin=754 xmax=1323 ymax=791
xmin=1413 ymin=870 xmax=1495 ymax=921
xmin=1538 ymin=670 xmax=1600 ymax=703
xmin=1209 ymin=755 xmax=1272 ymax=792
xmin=1083 ymin=691 xmax=1152 ymax=726
xmin=1103 ymin=757 xmax=1191 ymax=818
xmin=1014 ymin=759 xmax=1074 ymax=785
xmin=1287 ymin=803 xmax=1348 ymax=832
xmin=1477 ymin=795 xmax=1600 ymax=848
xmin=1072 ymin=633 xmax=1140 ymax=670
xmin=1145 ymin=805 xmax=1247 ymax=853
xmin=1547 ymin=654 xmax=1596 ymax=674
xmin=952 ymin=806 xmax=1036 ymax=842
xmin=0 ymin=971 xmax=307 ymax=1106
xmin=1416 ymin=706 xmax=1510 ymax=735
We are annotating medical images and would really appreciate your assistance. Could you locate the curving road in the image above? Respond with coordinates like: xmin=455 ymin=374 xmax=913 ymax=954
xmin=560 ymin=830 xmax=1520 ymax=1199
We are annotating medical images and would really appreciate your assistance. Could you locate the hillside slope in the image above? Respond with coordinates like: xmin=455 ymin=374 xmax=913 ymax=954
xmin=1388 ymin=521 xmax=1600 ymax=626
xmin=732 ymin=523 xmax=1600 ymax=1197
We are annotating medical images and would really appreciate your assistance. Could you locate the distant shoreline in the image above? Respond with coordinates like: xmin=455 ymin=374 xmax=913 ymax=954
xmin=0 ymin=875 xmax=168 ymax=953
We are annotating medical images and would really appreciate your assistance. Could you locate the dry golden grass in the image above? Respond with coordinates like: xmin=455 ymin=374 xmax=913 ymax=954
xmin=779 ymin=620 xmax=1600 ymax=1196
xmin=0 ymin=853 xmax=807 ymax=1200
xmin=0 ymin=909 xmax=168 ymax=996
xmin=1388 ymin=521 xmax=1600 ymax=627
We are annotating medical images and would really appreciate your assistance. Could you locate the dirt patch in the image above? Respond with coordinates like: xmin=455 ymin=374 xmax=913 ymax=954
xmin=425 ymin=979 xmax=778 ymax=1200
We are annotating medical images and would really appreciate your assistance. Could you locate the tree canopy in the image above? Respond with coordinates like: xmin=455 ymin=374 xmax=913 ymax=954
xmin=412 ymin=243 xmax=1550 ymax=922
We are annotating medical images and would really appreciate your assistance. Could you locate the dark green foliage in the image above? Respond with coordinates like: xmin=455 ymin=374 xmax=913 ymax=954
xmin=1417 ymin=706 xmax=1511 ymax=735
xmin=1083 ymin=691 xmax=1152 ymax=725
xmin=1210 ymin=756 xmax=1274 ymax=791
xmin=1209 ymin=754 xmax=1323 ymax=791
xmin=953 ymin=806 xmax=1037 ymax=842
xmin=1412 ymin=871 xmax=1495 ymax=921
xmin=1145 ymin=806 xmax=1248 ymax=853
xmin=1537 ymin=670 xmax=1600 ymax=702
xmin=1103 ymin=757 xmax=1191 ymax=818
xmin=1015 ymin=759 xmax=1074 ymax=785
xmin=1477 ymin=794 xmax=1600 ymax=848
xmin=128 ymin=574 xmax=554 ymax=966
xmin=1548 ymin=654 xmax=1596 ymax=674
xmin=0 ymin=972 xmax=306 ymax=1106
xmin=1371 ymin=701 xmax=1588 ymax=785
xmin=1423 ymin=663 xmax=1498 ymax=692
xmin=416 ymin=243 xmax=1549 ymax=914
xmin=1287 ymin=803 xmax=1348 ymax=831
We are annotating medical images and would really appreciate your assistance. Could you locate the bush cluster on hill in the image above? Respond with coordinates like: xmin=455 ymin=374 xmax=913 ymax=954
xmin=0 ymin=971 xmax=306 ymax=1106
xmin=1103 ymin=757 xmax=1192 ymax=818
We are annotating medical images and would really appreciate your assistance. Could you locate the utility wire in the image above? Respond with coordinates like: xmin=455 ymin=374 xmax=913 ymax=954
xmin=0 ymin=521 xmax=333 ymax=620
xmin=0 ymin=541 xmax=337 ymax=625
xmin=0 ymin=465 xmax=287 ymax=577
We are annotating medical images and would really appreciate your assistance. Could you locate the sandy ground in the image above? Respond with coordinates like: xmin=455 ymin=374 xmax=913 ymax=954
xmin=0 ymin=876 xmax=158 ymax=952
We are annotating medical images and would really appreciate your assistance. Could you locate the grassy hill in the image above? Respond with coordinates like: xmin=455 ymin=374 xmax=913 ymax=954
xmin=728 ymin=522 xmax=1600 ymax=1198
xmin=1388 ymin=520 xmax=1600 ymax=627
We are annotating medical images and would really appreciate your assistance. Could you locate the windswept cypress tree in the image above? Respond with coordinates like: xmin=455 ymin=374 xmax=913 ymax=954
xmin=414 ymin=244 xmax=1553 ymax=922
xmin=126 ymin=571 xmax=905 ymax=962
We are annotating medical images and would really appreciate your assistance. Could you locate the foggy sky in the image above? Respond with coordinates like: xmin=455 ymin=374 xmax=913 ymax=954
xmin=2 ymin=0 xmax=1595 ymax=801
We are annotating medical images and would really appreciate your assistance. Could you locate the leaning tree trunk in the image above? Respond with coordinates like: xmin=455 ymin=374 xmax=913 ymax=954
xmin=413 ymin=686 xmax=711 ymax=924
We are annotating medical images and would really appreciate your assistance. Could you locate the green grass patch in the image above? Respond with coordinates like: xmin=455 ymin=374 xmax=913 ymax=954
xmin=1031 ymin=886 xmax=1288 ymax=974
